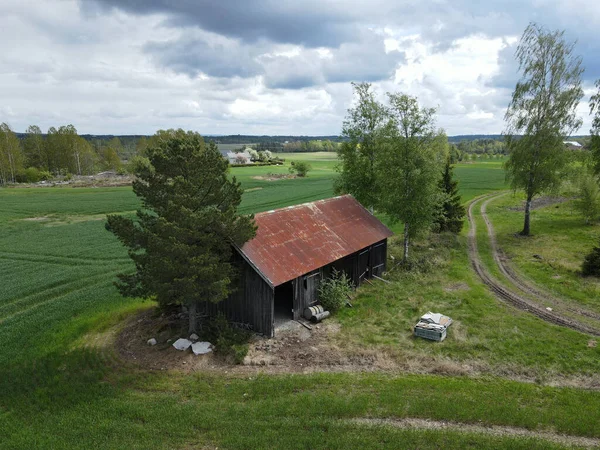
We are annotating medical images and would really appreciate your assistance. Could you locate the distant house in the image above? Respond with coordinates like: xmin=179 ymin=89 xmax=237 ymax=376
xmin=564 ymin=140 xmax=582 ymax=149
xmin=200 ymin=195 xmax=393 ymax=337
xmin=227 ymin=150 xmax=252 ymax=165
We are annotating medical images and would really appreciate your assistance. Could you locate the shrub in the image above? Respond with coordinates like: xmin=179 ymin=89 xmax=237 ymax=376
xmin=317 ymin=269 xmax=352 ymax=312
xmin=289 ymin=161 xmax=312 ymax=177
xmin=582 ymin=239 xmax=600 ymax=277
xmin=201 ymin=313 xmax=251 ymax=364
xmin=574 ymin=174 xmax=600 ymax=224
xmin=126 ymin=155 xmax=151 ymax=174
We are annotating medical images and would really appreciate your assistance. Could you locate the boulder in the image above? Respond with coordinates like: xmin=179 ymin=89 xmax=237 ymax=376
xmin=189 ymin=333 xmax=199 ymax=341
xmin=172 ymin=338 xmax=192 ymax=351
xmin=191 ymin=341 xmax=212 ymax=355
xmin=147 ymin=338 xmax=157 ymax=346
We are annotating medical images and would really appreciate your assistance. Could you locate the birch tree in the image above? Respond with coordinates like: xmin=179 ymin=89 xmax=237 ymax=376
xmin=379 ymin=94 xmax=445 ymax=262
xmin=0 ymin=123 xmax=25 ymax=184
xmin=335 ymin=82 xmax=389 ymax=212
xmin=23 ymin=125 xmax=46 ymax=169
xmin=504 ymin=23 xmax=584 ymax=235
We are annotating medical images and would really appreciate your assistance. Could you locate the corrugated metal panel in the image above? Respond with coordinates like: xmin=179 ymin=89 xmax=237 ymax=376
xmin=239 ymin=195 xmax=393 ymax=287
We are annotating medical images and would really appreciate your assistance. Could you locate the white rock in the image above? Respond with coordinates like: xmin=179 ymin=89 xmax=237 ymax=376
xmin=546 ymin=307 xmax=553 ymax=312
xmin=191 ymin=341 xmax=213 ymax=355
xmin=172 ymin=338 xmax=192 ymax=351
xmin=189 ymin=333 xmax=199 ymax=341
xmin=147 ymin=338 xmax=157 ymax=346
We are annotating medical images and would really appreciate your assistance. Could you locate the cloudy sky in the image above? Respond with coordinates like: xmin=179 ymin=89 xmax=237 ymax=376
xmin=1 ymin=0 xmax=599 ymax=136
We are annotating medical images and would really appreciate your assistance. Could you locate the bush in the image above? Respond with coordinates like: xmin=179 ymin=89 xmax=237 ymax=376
xmin=289 ymin=161 xmax=311 ymax=177
xmin=574 ymin=174 xmax=600 ymax=224
xmin=317 ymin=269 xmax=352 ymax=312
xmin=582 ymin=239 xmax=600 ymax=277
xmin=201 ymin=313 xmax=251 ymax=364
xmin=126 ymin=155 xmax=151 ymax=174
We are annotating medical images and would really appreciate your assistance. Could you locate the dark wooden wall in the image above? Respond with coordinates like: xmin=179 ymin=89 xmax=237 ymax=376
xmin=370 ymin=240 xmax=387 ymax=277
xmin=291 ymin=238 xmax=388 ymax=319
xmin=200 ymin=251 xmax=274 ymax=337
xmin=200 ymin=239 xmax=387 ymax=336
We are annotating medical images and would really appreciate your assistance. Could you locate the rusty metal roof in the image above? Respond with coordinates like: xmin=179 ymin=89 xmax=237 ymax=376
xmin=238 ymin=195 xmax=393 ymax=287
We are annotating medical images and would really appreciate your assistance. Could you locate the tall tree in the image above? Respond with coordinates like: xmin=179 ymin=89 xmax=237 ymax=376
xmin=435 ymin=157 xmax=466 ymax=233
xmin=379 ymin=93 xmax=445 ymax=262
xmin=0 ymin=123 xmax=25 ymax=184
xmin=106 ymin=129 xmax=256 ymax=333
xmin=504 ymin=22 xmax=584 ymax=235
xmin=23 ymin=125 xmax=46 ymax=169
xmin=335 ymin=82 xmax=389 ymax=212
xmin=46 ymin=125 xmax=81 ymax=174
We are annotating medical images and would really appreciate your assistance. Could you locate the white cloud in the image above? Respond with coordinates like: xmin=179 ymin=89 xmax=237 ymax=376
xmin=0 ymin=0 xmax=597 ymax=135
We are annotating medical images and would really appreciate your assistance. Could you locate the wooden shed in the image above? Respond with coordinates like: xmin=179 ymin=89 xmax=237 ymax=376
xmin=200 ymin=195 xmax=393 ymax=337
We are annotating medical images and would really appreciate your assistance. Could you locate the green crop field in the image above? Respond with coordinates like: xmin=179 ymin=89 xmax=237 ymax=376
xmin=2 ymin=154 xmax=599 ymax=449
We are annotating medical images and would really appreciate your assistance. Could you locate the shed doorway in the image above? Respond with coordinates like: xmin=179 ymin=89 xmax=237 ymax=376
xmin=274 ymin=281 xmax=294 ymax=327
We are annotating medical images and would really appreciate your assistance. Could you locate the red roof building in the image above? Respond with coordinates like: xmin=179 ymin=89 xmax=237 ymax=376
xmin=201 ymin=195 xmax=393 ymax=337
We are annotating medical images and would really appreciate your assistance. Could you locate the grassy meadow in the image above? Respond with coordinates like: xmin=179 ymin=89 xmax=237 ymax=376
xmin=2 ymin=152 xmax=600 ymax=449
xmin=483 ymin=193 xmax=600 ymax=313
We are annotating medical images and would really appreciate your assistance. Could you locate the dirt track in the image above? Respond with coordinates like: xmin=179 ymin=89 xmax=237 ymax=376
xmin=467 ymin=192 xmax=600 ymax=336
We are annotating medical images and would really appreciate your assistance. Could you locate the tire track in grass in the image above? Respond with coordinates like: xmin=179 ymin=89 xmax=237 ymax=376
xmin=481 ymin=194 xmax=600 ymax=323
xmin=0 ymin=268 xmax=126 ymax=320
xmin=467 ymin=193 xmax=600 ymax=336
xmin=0 ymin=250 xmax=130 ymax=267
xmin=347 ymin=418 xmax=600 ymax=449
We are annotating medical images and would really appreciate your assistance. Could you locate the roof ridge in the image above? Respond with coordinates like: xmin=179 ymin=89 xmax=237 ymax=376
xmin=255 ymin=194 xmax=351 ymax=216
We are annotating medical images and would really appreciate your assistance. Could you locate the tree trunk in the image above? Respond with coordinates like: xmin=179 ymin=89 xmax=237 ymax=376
xmin=403 ymin=222 xmax=409 ymax=263
xmin=521 ymin=195 xmax=532 ymax=236
xmin=188 ymin=301 xmax=199 ymax=334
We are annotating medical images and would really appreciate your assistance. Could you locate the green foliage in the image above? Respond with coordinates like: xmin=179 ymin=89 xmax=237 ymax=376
xmin=100 ymin=147 xmax=122 ymax=171
xmin=289 ymin=160 xmax=312 ymax=177
xmin=23 ymin=125 xmax=46 ymax=169
xmin=126 ymin=155 xmax=151 ymax=174
xmin=380 ymin=93 xmax=445 ymax=261
xmin=106 ymin=129 xmax=256 ymax=330
xmin=317 ymin=269 xmax=352 ymax=312
xmin=574 ymin=173 xmax=600 ymax=224
xmin=335 ymin=82 xmax=389 ymax=211
xmin=504 ymin=22 xmax=584 ymax=235
xmin=434 ymin=158 xmax=466 ymax=233
xmin=201 ymin=313 xmax=251 ymax=364
xmin=582 ymin=238 xmax=600 ymax=277
xmin=456 ymin=138 xmax=506 ymax=157
xmin=16 ymin=167 xmax=51 ymax=183
xmin=0 ymin=122 xmax=25 ymax=184
xmin=283 ymin=139 xmax=338 ymax=152
xmin=336 ymin=84 xmax=446 ymax=261
xmin=247 ymin=148 xmax=259 ymax=161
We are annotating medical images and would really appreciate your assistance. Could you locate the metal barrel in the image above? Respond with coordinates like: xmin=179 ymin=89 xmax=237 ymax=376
xmin=303 ymin=305 xmax=324 ymax=320
xmin=310 ymin=311 xmax=330 ymax=323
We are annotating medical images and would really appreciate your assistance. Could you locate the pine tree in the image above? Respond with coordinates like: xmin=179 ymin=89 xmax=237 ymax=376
xmin=435 ymin=158 xmax=466 ymax=233
xmin=106 ymin=129 xmax=256 ymax=333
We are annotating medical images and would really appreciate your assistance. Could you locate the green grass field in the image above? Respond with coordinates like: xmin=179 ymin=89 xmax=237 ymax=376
xmin=2 ymin=153 xmax=599 ymax=449
xmin=483 ymin=193 xmax=600 ymax=313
